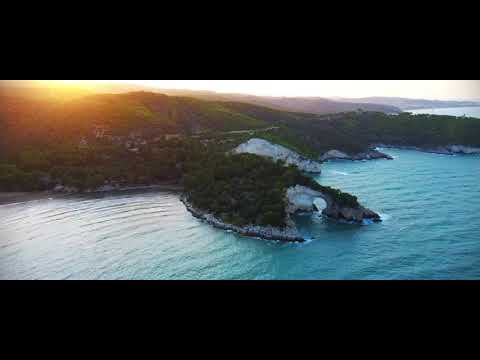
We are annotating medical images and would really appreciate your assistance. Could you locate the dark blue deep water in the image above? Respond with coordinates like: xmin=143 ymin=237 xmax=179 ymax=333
xmin=1 ymin=148 xmax=479 ymax=279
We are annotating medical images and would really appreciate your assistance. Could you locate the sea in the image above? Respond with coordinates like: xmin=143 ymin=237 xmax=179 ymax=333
xmin=1 ymin=146 xmax=479 ymax=279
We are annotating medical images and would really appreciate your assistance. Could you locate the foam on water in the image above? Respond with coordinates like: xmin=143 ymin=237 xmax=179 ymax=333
xmin=379 ymin=213 xmax=392 ymax=221
xmin=331 ymin=170 xmax=349 ymax=176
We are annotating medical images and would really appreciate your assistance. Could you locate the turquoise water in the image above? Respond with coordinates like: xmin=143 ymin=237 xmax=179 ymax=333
xmin=409 ymin=106 xmax=480 ymax=118
xmin=1 ymin=149 xmax=479 ymax=279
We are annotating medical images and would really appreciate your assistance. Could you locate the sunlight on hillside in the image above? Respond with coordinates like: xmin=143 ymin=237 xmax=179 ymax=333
xmin=1 ymin=80 xmax=96 ymax=101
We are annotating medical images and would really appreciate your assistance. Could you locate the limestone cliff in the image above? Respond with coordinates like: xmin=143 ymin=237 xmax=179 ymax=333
xmin=233 ymin=138 xmax=322 ymax=173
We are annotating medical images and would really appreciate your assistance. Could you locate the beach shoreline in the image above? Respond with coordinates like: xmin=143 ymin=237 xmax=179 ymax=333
xmin=0 ymin=192 xmax=60 ymax=205
xmin=0 ymin=184 xmax=184 ymax=206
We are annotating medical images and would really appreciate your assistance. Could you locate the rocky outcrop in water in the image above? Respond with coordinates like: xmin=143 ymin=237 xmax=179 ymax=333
xmin=233 ymin=138 xmax=322 ymax=173
xmin=322 ymin=202 xmax=381 ymax=223
xmin=320 ymin=149 xmax=393 ymax=162
xmin=375 ymin=144 xmax=480 ymax=155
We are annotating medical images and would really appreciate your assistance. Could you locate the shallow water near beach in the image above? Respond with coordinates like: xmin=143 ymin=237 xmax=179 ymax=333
xmin=1 ymin=148 xmax=479 ymax=279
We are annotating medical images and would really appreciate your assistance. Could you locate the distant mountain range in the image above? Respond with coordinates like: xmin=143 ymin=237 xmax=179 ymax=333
xmin=124 ymin=89 xmax=402 ymax=115
xmin=2 ymin=81 xmax=480 ymax=114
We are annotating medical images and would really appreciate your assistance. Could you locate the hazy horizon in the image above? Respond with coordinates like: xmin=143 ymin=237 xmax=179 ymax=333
xmin=3 ymin=80 xmax=480 ymax=101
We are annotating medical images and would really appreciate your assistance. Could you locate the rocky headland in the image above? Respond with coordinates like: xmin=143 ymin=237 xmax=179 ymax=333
xmin=182 ymin=185 xmax=381 ymax=243
xmin=319 ymin=149 xmax=393 ymax=162
xmin=374 ymin=144 xmax=480 ymax=156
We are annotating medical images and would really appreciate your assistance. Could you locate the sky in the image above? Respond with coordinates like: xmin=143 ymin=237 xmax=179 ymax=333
xmin=38 ymin=80 xmax=480 ymax=100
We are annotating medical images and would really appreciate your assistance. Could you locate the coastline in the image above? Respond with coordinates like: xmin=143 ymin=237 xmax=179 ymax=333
xmin=0 ymin=183 xmax=184 ymax=206
xmin=180 ymin=196 xmax=305 ymax=243
xmin=375 ymin=144 xmax=480 ymax=156
xmin=320 ymin=144 xmax=480 ymax=163
xmin=319 ymin=149 xmax=393 ymax=162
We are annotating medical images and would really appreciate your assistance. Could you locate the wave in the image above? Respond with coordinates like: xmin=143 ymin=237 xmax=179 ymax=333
xmin=331 ymin=170 xmax=349 ymax=176
xmin=378 ymin=213 xmax=392 ymax=221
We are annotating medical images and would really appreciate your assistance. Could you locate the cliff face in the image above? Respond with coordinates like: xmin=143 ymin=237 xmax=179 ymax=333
xmin=233 ymin=138 xmax=322 ymax=173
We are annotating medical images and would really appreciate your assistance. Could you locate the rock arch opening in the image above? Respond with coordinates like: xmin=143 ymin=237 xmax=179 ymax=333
xmin=313 ymin=197 xmax=328 ymax=213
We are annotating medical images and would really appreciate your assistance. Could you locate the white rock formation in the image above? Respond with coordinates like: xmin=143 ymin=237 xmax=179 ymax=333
xmin=376 ymin=144 xmax=480 ymax=155
xmin=233 ymin=138 xmax=322 ymax=173
xmin=448 ymin=145 xmax=480 ymax=154
xmin=319 ymin=150 xmax=350 ymax=162
xmin=286 ymin=185 xmax=331 ymax=214
xmin=285 ymin=185 xmax=381 ymax=223
xmin=320 ymin=149 xmax=393 ymax=161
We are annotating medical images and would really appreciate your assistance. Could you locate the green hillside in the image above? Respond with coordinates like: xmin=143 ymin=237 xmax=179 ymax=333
xmin=2 ymin=91 xmax=480 ymax=161
xmin=0 ymin=92 xmax=269 ymax=156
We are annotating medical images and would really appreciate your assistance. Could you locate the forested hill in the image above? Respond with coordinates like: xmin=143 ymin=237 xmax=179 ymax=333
xmin=219 ymin=103 xmax=480 ymax=155
xmin=2 ymin=91 xmax=480 ymax=160
xmin=0 ymin=92 xmax=268 ymax=156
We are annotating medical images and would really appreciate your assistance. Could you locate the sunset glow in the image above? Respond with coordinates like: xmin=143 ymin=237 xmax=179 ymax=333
xmin=2 ymin=78 xmax=480 ymax=281
xmin=29 ymin=80 xmax=480 ymax=100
